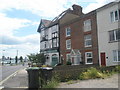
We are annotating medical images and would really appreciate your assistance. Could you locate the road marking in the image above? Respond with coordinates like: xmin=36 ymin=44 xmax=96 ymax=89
xmin=0 ymin=68 xmax=26 ymax=85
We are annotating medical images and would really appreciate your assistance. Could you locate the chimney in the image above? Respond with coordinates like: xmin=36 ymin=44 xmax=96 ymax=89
xmin=72 ymin=4 xmax=83 ymax=15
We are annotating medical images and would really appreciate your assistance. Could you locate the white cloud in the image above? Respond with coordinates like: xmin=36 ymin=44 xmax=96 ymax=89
xmin=0 ymin=13 xmax=31 ymax=36
xmin=83 ymin=0 xmax=115 ymax=13
xmin=0 ymin=34 xmax=40 ymax=58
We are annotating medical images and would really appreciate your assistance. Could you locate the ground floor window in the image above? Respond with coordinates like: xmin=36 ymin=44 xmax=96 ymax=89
xmin=85 ymin=52 xmax=93 ymax=64
xmin=113 ymin=50 xmax=120 ymax=62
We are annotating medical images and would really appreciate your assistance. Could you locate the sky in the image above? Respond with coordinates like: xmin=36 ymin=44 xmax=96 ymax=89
xmin=0 ymin=0 xmax=116 ymax=58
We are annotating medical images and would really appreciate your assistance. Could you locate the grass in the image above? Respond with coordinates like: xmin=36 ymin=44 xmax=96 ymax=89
xmin=42 ymin=78 xmax=59 ymax=88
xmin=42 ymin=74 xmax=60 ymax=88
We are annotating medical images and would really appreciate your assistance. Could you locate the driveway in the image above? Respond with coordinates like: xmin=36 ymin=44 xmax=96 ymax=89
xmin=57 ymin=74 xmax=119 ymax=88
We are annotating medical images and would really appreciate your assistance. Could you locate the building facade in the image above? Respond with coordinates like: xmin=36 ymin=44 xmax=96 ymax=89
xmin=97 ymin=2 xmax=120 ymax=66
xmin=59 ymin=5 xmax=99 ymax=65
xmin=37 ymin=19 xmax=59 ymax=66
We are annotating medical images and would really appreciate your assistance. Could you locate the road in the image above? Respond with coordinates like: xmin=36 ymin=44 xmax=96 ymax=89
xmin=0 ymin=64 xmax=27 ymax=83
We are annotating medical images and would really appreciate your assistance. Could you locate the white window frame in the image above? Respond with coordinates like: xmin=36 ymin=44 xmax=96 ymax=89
xmin=66 ymin=39 xmax=71 ymax=49
xmin=113 ymin=50 xmax=120 ymax=62
xmin=109 ymin=29 xmax=119 ymax=42
xmin=110 ymin=9 xmax=120 ymax=22
xmin=84 ymin=19 xmax=91 ymax=32
xmin=84 ymin=34 xmax=92 ymax=47
xmin=66 ymin=27 xmax=71 ymax=37
xmin=85 ymin=52 xmax=93 ymax=64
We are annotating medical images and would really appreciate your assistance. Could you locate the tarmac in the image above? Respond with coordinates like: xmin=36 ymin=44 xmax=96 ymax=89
xmin=1 ymin=68 xmax=28 ymax=90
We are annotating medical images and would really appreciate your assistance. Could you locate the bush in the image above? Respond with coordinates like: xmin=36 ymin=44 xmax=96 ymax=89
xmin=115 ymin=65 xmax=120 ymax=73
xmin=66 ymin=61 xmax=72 ymax=65
xmin=79 ymin=67 xmax=105 ymax=80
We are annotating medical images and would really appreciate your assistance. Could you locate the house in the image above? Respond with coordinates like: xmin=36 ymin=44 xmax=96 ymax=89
xmin=59 ymin=5 xmax=99 ymax=65
xmin=37 ymin=19 xmax=59 ymax=66
xmin=96 ymin=1 xmax=120 ymax=66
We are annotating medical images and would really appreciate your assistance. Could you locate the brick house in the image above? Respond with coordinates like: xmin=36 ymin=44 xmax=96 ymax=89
xmin=59 ymin=5 xmax=99 ymax=65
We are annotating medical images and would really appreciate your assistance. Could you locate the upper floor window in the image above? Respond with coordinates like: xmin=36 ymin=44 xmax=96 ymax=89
xmin=66 ymin=27 xmax=71 ymax=37
xmin=52 ymin=39 xmax=57 ymax=48
xmin=113 ymin=50 xmax=120 ymax=62
xmin=52 ymin=32 xmax=58 ymax=38
xmin=84 ymin=19 xmax=91 ymax=32
xmin=110 ymin=9 xmax=120 ymax=22
xmin=109 ymin=29 xmax=120 ymax=42
xmin=84 ymin=34 xmax=92 ymax=47
xmin=66 ymin=39 xmax=71 ymax=49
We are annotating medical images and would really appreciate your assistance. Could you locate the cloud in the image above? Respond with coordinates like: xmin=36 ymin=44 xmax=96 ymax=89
xmin=0 ymin=34 xmax=40 ymax=57
xmin=83 ymin=0 xmax=115 ymax=13
xmin=0 ymin=0 xmax=101 ymax=18
xmin=0 ymin=13 xmax=31 ymax=35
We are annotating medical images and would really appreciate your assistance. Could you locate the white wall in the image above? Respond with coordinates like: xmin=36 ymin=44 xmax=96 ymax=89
xmin=97 ymin=3 xmax=119 ymax=66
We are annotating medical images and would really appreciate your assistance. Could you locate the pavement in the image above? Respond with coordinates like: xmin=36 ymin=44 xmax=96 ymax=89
xmin=1 ymin=68 xmax=28 ymax=90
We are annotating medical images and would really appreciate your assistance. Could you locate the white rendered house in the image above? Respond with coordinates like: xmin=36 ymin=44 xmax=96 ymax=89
xmin=37 ymin=19 xmax=59 ymax=66
xmin=97 ymin=1 xmax=120 ymax=66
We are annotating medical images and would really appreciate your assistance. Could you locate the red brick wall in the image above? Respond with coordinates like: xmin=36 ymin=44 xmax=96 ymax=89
xmin=60 ymin=12 xmax=99 ymax=65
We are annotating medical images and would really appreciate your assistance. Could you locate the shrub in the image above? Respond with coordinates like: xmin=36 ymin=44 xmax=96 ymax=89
xmin=115 ymin=65 xmax=120 ymax=73
xmin=79 ymin=67 xmax=105 ymax=80
xmin=66 ymin=61 xmax=72 ymax=65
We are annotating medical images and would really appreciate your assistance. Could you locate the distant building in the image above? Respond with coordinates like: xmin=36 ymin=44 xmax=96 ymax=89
xmin=97 ymin=1 xmax=120 ymax=66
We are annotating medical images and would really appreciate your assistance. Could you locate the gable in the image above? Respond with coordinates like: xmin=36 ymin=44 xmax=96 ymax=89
xmin=37 ymin=19 xmax=51 ymax=33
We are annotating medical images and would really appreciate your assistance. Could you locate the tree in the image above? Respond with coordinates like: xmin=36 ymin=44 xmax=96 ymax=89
xmin=27 ymin=53 xmax=46 ymax=64
xmin=19 ymin=56 xmax=23 ymax=63
xmin=15 ymin=56 xmax=18 ymax=64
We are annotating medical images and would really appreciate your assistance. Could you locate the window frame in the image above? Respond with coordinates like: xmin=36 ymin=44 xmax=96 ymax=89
xmin=113 ymin=50 xmax=120 ymax=62
xmin=110 ymin=9 xmax=120 ymax=22
xmin=66 ymin=27 xmax=71 ymax=37
xmin=84 ymin=34 xmax=92 ymax=47
xmin=85 ymin=52 xmax=93 ymax=64
xmin=66 ymin=39 xmax=71 ymax=50
xmin=109 ymin=29 xmax=120 ymax=42
xmin=83 ymin=19 xmax=91 ymax=32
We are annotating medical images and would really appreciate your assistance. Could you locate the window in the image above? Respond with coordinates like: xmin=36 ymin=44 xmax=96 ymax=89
xmin=52 ymin=32 xmax=58 ymax=38
xmin=84 ymin=19 xmax=91 ymax=32
xmin=113 ymin=50 xmax=120 ymax=62
xmin=85 ymin=52 xmax=93 ymax=64
xmin=66 ymin=54 xmax=71 ymax=61
xmin=66 ymin=27 xmax=71 ymax=37
xmin=110 ymin=9 xmax=120 ymax=22
xmin=66 ymin=39 xmax=71 ymax=49
xmin=84 ymin=34 xmax=92 ymax=47
xmin=52 ymin=39 xmax=57 ymax=47
xmin=109 ymin=29 xmax=120 ymax=42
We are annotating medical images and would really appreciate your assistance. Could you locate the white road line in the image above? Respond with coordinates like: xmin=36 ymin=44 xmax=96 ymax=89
xmin=0 ymin=68 xmax=26 ymax=85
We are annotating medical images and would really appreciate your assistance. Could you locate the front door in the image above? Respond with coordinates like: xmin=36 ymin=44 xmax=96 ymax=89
xmin=51 ymin=54 xmax=58 ymax=66
xmin=100 ymin=52 xmax=106 ymax=66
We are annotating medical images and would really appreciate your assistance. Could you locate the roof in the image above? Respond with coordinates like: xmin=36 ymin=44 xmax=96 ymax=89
xmin=37 ymin=19 xmax=51 ymax=33
xmin=96 ymin=1 xmax=120 ymax=12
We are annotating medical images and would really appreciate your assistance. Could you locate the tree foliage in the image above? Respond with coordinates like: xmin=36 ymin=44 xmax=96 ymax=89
xmin=15 ymin=56 xmax=18 ymax=64
xmin=27 ymin=53 xmax=46 ymax=64
xmin=19 ymin=56 xmax=23 ymax=62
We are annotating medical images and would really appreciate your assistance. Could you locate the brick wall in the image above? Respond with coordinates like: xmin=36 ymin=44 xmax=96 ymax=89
xmin=60 ymin=11 xmax=99 ymax=65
